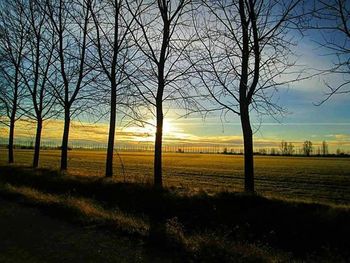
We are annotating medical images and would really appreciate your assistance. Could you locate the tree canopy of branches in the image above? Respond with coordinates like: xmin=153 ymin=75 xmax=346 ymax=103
xmin=0 ymin=0 xmax=28 ymax=163
xmin=280 ymin=141 xmax=295 ymax=155
xmin=303 ymin=140 xmax=313 ymax=156
xmin=192 ymin=0 xmax=306 ymax=192
xmin=19 ymin=0 xmax=57 ymax=168
xmin=127 ymin=0 xmax=195 ymax=188
xmin=44 ymin=0 xmax=94 ymax=170
xmin=89 ymin=0 xmax=137 ymax=177
xmin=311 ymin=0 xmax=350 ymax=103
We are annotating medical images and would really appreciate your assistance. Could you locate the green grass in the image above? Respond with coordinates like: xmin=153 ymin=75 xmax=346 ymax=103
xmin=0 ymin=165 xmax=349 ymax=262
xmin=1 ymin=149 xmax=349 ymax=205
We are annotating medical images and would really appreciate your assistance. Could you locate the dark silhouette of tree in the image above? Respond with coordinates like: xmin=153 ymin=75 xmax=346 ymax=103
xmin=303 ymin=140 xmax=313 ymax=156
xmin=321 ymin=140 xmax=328 ymax=156
xmin=336 ymin=148 xmax=344 ymax=156
xmin=270 ymin=148 xmax=277 ymax=155
xmin=127 ymin=0 xmax=194 ymax=188
xmin=88 ymin=0 xmax=137 ymax=177
xmin=280 ymin=141 xmax=295 ymax=155
xmin=288 ymin=143 xmax=295 ymax=156
xmin=44 ymin=0 xmax=93 ymax=171
xmin=281 ymin=141 xmax=288 ymax=155
xmin=124 ymin=0 xmax=196 ymax=241
xmin=311 ymin=0 xmax=350 ymax=103
xmin=19 ymin=0 xmax=57 ymax=168
xmin=0 ymin=0 xmax=28 ymax=163
xmin=192 ymin=0 xmax=306 ymax=193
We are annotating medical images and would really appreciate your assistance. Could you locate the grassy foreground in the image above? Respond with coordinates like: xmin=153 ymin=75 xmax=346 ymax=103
xmin=1 ymin=149 xmax=350 ymax=205
xmin=0 ymin=165 xmax=349 ymax=262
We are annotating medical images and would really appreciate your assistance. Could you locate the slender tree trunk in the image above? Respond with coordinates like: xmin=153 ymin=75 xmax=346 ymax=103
xmin=60 ymin=108 xmax=70 ymax=171
xmin=8 ymin=78 xmax=18 ymax=164
xmin=8 ymin=117 xmax=15 ymax=164
xmin=33 ymin=118 xmax=43 ymax=168
xmin=105 ymin=82 xmax=117 ymax=177
xmin=238 ymin=0 xmax=254 ymax=193
xmin=154 ymin=100 xmax=163 ymax=188
xmin=240 ymin=103 xmax=254 ymax=193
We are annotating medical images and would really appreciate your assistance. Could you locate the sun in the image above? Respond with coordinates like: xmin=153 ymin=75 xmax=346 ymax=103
xmin=143 ymin=118 xmax=174 ymax=135
xmin=163 ymin=119 xmax=172 ymax=134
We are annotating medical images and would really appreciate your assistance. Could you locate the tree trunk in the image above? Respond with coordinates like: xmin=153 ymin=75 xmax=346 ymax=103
xmin=33 ymin=118 xmax=43 ymax=168
xmin=60 ymin=109 xmax=70 ymax=171
xmin=105 ymin=83 xmax=117 ymax=177
xmin=154 ymin=102 xmax=163 ymax=188
xmin=240 ymin=103 xmax=254 ymax=193
xmin=8 ymin=117 xmax=15 ymax=164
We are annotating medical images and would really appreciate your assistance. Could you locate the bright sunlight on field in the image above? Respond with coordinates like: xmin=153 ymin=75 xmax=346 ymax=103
xmin=1 ymin=149 xmax=349 ymax=206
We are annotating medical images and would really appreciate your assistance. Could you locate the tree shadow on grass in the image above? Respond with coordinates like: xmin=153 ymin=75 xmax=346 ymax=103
xmin=0 ymin=165 xmax=349 ymax=261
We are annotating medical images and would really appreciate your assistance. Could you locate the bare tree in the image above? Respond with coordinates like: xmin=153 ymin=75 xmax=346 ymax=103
xmin=311 ymin=0 xmax=350 ymax=103
xmin=89 ymin=0 xmax=136 ymax=177
xmin=127 ymin=0 xmax=194 ymax=188
xmin=303 ymin=140 xmax=313 ymax=156
xmin=281 ymin=140 xmax=288 ymax=155
xmin=44 ymin=0 xmax=93 ymax=171
xmin=321 ymin=140 xmax=328 ymax=156
xmin=287 ymin=142 xmax=295 ymax=156
xmin=192 ymin=0 xmax=306 ymax=192
xmin=19 ymin=0 xmax=57 ymax=168
xmin=0 ymin=0 xmax=28 ymax=163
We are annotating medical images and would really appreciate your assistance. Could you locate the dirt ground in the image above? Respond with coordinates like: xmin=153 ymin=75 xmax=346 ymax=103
xmin=0 ymin=198 xmax=171 ymax=263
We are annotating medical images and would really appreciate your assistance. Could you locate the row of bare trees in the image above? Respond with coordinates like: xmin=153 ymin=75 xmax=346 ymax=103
xmin=0 ymin=0 xmax=348 ymax=193
xmin=281 ymin=140 xmax=328 ymax=156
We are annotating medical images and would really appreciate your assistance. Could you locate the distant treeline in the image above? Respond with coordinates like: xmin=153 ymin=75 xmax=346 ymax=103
xmin=1 ymin=139 xmax=348 ymax=157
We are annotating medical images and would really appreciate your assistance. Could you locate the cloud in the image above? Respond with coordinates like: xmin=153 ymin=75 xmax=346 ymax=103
xmin=0 ymin=118 xmax=197 ymax=144
xmin=1 ymin=118 xmax=350 ymax=152
xmin=334 ymin=134 xmax=350 ymax=140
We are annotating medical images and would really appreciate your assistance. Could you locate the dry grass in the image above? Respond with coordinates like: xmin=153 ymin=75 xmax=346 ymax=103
xmin=0 ymin=183 xmax=148 ymax=236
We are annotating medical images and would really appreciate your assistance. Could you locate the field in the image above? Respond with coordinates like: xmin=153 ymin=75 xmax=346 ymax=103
xmin=1 ymin=149 xmax=349 ymax=206
xmin=1 ymin=148 xmax=350 ymax=261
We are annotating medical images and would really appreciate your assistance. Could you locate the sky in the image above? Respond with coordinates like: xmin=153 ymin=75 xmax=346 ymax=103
xmin=0 ymin=3 xmax=349 ymax=153
xmin=1 ymin=36 xmax=349 ymax=153
xmin=1 ymin=86 xmax=349 ymax=153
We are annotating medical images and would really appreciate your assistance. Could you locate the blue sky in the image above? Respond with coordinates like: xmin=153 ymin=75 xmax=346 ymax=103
xmin=165 ymin=29 xmax=350 ymax=152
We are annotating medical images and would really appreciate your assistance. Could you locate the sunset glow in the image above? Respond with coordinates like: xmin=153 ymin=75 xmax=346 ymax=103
xmin=1 ymin=117 xmax=349 ymax=153
xmin=0 ymin=0 xmax=349 ymax=261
